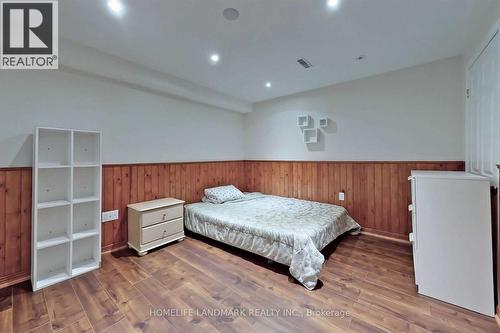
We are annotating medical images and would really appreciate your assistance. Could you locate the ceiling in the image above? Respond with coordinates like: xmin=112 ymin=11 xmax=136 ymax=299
xmin=61 ymin=0 xmax=493 ymax=103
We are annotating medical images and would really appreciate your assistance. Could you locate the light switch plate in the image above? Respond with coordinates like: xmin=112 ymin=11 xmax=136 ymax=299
xmin=102 ymin=210 xmax=119 ymax=223
xmin=339 ymin=192 xmax=345 ymax=201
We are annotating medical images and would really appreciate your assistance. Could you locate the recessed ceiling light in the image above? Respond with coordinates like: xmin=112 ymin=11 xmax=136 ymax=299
xmin=356 ymin=55 xmax=366 ymax=61
xmin=107 ymin=0 xmax=124 ymax=16
xmin=327 ymin=0 xmax=341 ymax=10
xmin=223 ymin=8 xmax=240 ymax=21
xmin=265 ymin=82 xmax=272 ymax=88
xmin=210 ymin=53 xmax=220 ymax=65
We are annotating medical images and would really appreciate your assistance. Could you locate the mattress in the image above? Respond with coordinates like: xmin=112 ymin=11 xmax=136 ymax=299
xmin=184 ymin=192 xmax=360 ymax=290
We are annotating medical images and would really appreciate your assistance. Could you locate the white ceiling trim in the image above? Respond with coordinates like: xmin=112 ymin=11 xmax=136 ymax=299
xmin=59 ymin=39 xmax=252 ymax=113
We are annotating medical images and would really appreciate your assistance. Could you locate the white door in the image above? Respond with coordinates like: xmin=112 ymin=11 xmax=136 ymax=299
xmin=466 ymin=31 xmax=500 ymax=186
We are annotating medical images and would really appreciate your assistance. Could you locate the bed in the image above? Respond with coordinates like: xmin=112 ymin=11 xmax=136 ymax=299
xmin=184 ymin=192 xmax=361 ymax=290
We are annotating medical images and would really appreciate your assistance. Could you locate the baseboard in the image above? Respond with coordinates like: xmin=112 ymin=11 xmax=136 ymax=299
xmin=0 ymin=271 xmax=30 ymax=289
xmin=360 ymin=228 xmax=410 ymax=245
xmin=102 ymin=242 xmax=128 ymax=253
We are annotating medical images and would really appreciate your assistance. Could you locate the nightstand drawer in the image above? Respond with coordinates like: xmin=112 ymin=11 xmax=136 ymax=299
xmin=141 ymin=204 xmax=183 ymax=227
xmin=141 ymin=218 xmax=183 ymax=244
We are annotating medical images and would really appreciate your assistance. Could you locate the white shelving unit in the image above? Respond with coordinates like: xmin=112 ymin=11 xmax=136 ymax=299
xmin=32 ymin=127 xmax=102 ymax=291
xmin=297 ymin=115 xmax=311 ymax=128
xmin=303 ymin=128 xmax=318 ymax=143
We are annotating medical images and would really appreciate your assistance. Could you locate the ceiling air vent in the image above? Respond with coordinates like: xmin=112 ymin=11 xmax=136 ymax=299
xmin=297 ymin=58 xmax=313 ymax=69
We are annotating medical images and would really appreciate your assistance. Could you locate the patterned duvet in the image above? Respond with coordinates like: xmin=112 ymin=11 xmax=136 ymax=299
xmin=184 ymin=193 xmax=360 ymax=290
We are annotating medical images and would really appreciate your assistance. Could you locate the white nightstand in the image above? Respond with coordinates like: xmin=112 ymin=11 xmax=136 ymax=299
xmin=127 ymin=197 xmax=185 ymax=256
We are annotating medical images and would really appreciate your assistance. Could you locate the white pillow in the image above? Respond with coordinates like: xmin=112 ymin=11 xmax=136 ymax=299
xmin=204 ymin=185 xmax=245 ymax=204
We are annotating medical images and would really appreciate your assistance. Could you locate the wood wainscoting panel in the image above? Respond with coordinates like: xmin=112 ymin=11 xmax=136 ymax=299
xmin=0 ymin=168 xmax=32 ymax=289
xmin=101 ymin=161 xmax=246 ymax=252
xmin=0 ymin=160 xmax=463 ymax=288
xmin=244 ymin=161 xmax=465 ymax=239
xmin=0 ymin=162 xmax=245 ymax=288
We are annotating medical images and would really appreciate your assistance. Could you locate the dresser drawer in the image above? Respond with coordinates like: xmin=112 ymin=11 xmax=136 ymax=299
xmin=141 ymin=204 xmax=183 ymax=227
xmin=141 ymin=218 xmax=184 ymax=244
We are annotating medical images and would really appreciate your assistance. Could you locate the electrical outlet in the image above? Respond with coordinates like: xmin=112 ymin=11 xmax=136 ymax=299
xmin=339 ymin=192 xmax=345 ymax=201
xmin=102 ymin=210 xmax=119 ymax=223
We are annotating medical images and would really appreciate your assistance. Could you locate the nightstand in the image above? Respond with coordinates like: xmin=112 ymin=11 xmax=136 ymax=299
xmin=127 ymin=197 xmax=185 ymax=256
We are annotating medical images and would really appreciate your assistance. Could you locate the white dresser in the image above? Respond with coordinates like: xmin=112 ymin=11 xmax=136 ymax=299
xmin=127 ymin=198 xmax=185 ymax=256
xmin=409 ymin=171 xmax=494 ymax=316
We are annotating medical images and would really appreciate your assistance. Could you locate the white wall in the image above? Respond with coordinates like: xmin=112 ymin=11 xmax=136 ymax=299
xmin=0 ymin=53 xmax=465 ymax=166
xmin=0 ymin=68 xmax=245 ymax=167
xmin=245 ymin=56 xmax=464 ymax=161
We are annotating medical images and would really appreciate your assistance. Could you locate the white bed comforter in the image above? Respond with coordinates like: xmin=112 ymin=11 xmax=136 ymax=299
xmin=184 ymin=193 xmax=360 ymax=290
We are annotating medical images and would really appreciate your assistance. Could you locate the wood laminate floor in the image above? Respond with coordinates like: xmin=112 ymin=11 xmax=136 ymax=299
xmin=0 ymin=234 xmax=497 ymax=333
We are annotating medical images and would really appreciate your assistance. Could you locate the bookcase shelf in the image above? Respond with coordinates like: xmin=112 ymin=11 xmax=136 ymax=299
xmin=73 ymin=167 xmax=99 ymax=200
xmin=36 ymin=205 xmax=70 ymax=249
xmin=37 ymin=200 xmax=71 ymax=209
xmin=72 ymin=230 xmax=99 ymax=241
xmin=73 ymin=200 xmax=100 ymax=238
xmin=74 ymin=164 xmax=100 ymax=168
xmin=32 ymin=127 xmax=102 ymax=291
xmin=73 ymin=197 xmax=99 ymax=204
xmin=72 ymin=235 xmax=100 ymax=276
xmin=38 ymin=164 xmax=71 ymax=169
xmin=74 ymin=131 xmax=100 ymax=166
xmin=38 ymin=168 xmax=70 ymax=204
xmin=38 ymin=129 xmax=71 ymax=166
xmin=36 ymin=242 xmax=70 ymax=290
xmin=37 ymin=236 xmax=70 ymax=250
